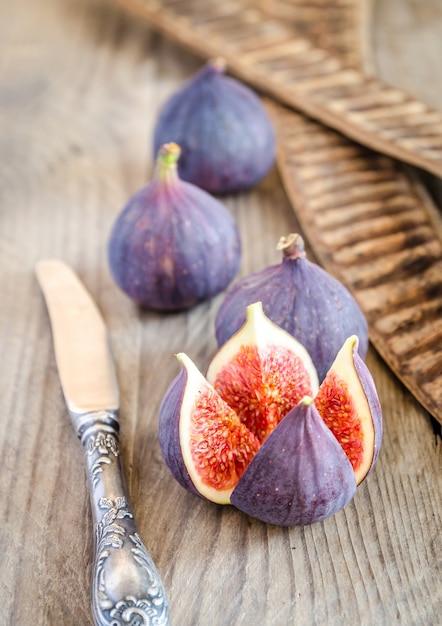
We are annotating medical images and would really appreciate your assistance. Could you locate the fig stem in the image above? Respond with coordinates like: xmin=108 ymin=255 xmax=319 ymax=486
xmin=155 ymin=143 xmax=181 ymax=183
xmin=276 ymin=233 xmax=306 ymax=260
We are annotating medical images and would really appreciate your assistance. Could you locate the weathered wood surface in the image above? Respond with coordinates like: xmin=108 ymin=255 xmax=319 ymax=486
xmin=0 ymin=1 xmax=440 ymax=625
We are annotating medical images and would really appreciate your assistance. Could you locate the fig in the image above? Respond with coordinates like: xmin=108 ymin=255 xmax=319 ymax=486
xmin=108 ymin=142 xmax=241 ymax=311
xmin=158 ymin=303 xmax=382 ymax=527
xmin=215 ymin=233 xmax=369 ymax=381
xmin=153 ymin=58 xmax=276 ymax=194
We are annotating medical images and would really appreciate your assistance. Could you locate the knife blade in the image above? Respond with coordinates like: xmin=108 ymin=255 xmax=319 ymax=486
xmin=36 ymin=259 xmax=169 ymax=626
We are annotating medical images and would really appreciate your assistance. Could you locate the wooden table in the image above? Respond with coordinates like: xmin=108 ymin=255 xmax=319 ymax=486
xmin=1 ymin=0 xmax=440 ymax=624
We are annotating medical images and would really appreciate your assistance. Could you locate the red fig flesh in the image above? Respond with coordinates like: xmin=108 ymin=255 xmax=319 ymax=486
xmin=158 ymin=303 xmax=382 ymax=526
xmin=207 ymin=302 xmax=318 ymax=442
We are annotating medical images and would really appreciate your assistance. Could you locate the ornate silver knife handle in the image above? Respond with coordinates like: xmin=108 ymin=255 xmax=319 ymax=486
xmin=73 ymin=409 xmax=170 ymax=626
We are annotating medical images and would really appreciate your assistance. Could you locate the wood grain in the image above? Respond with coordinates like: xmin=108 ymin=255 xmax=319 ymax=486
xmin=0 ymin=1 xmax=440 ymax=625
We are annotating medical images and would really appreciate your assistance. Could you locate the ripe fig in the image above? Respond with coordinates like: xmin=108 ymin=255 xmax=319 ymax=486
xmin=158 ymin=303 xmax=382 ymax=527
xmin=215 ymin=233 xmax=369 ymax=381
xmin=108 ymin=142 xmax=241 ymax=311
xmin=153 ymin=58 xmax=276 ymax=194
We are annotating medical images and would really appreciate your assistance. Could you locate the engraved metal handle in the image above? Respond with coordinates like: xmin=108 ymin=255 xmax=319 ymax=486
xmin=73 ymin=409 xmax=170 ymax=626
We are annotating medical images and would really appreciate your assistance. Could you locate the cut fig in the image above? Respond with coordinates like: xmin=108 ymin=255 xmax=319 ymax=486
xmin=158 ymin=304 xmax=382 ymax=527
xmin=207 ymin=302 xmax=319 ymax=442
xmin=314 ymin=336 xmax=382 ymax=485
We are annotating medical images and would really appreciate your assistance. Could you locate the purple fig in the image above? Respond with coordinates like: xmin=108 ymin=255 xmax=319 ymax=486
xmin=215 ymin=233 xmax=369 ymax=381
xmin=153 ymin=58 xmax=276 ymax=194
xmin=108 ymin=142 xmax=241 ymax=311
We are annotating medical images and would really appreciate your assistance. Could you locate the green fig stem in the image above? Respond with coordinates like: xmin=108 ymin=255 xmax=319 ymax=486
xmin=155 ymin=142 xmax=181 ymax=183
xmin=276 ymin=233 xmax=307 ymax=260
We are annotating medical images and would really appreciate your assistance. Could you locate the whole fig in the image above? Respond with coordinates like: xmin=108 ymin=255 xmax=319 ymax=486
xmin=215 ymin=233 xmax=369 ymax=381
xmin=108 ymin=143 xmax=241 ymax=311
xmin=153 ymin=58 xmax=276 ymax=194
xmin=158 ymin=303 xmax=382 ymax=526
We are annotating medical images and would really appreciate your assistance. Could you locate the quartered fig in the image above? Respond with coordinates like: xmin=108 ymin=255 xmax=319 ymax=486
xmin=215 ymin=233 xmax=369 ymax=381
xmin=108 ymin=142 xmax=241 ymax=311
xmin=158 ymin=303 xmax=382 ymax=527
xmin=153 ymin=58 xmax=276 ymax=194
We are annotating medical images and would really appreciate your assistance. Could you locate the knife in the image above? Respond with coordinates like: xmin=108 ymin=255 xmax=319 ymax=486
xmin=35 ymin=259 xmax=169 ymax=626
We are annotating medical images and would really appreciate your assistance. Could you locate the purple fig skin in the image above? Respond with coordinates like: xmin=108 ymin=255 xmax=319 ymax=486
xmin=353 ymin=349 xmax=383 ymax=478
xmin=158 ymin=369 xmax=202 ymax=499
xmin=215 ymin=234 xmax=369 ymax=381
xmin=153 ymin=59 xmax=276 ymax=194
xmin=230 ymin=399 xmax=357 ymax=526
xmin=108 ymin=145 xmax=241 ymax=311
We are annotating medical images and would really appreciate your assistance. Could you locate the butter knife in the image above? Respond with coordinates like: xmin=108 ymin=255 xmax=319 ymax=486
xmin=36 ymin=259 xmax=169 ymax=626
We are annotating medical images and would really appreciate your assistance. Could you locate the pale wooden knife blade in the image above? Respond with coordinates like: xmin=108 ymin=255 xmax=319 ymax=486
xmin=35 ymin=259 xmax=119 ymax=415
